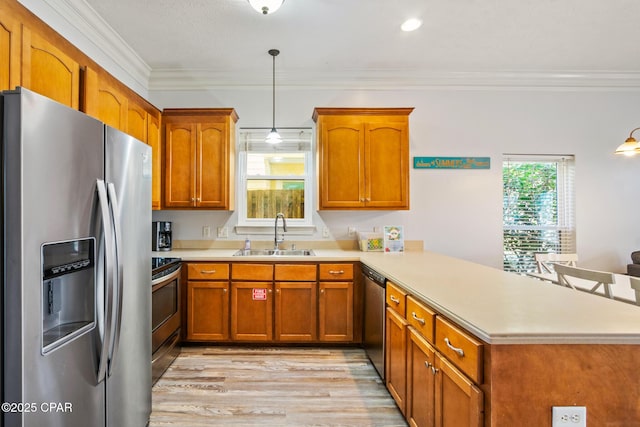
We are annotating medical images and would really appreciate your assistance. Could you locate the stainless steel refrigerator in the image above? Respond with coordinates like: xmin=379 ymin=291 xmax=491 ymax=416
xmin=1 ymin=88 xmax=152 ymax=427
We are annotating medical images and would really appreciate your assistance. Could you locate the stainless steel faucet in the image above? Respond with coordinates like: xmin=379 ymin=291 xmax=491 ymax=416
xmin=274 ymin=213 xmax=287 ymax=250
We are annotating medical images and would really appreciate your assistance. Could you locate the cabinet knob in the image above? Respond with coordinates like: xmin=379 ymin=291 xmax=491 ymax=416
xmin=431 ymin=366 xmax=439 ymax=375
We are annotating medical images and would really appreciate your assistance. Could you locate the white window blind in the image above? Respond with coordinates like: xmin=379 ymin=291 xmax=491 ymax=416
xmin=503 ymin=155 xmax=576 ymax=273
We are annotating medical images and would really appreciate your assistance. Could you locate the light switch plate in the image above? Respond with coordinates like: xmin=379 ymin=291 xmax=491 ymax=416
xmin=552 ymin=406 xmax=586 ymax=427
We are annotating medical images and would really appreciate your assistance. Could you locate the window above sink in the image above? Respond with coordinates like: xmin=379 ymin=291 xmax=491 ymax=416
xmin=236 ymin=128 xmax=315 ymax=233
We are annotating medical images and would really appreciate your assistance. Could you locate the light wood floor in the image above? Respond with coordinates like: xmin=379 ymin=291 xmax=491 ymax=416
xmin=150 ymin=346 xmax=407 ymax=427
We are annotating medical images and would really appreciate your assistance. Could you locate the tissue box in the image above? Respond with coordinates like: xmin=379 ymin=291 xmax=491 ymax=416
xmin=358 ymin=232 xmax=383 ymax=251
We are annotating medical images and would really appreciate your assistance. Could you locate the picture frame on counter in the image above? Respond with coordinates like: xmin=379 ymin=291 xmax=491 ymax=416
xmin=384 ymin=225 xmax=404 ymax=252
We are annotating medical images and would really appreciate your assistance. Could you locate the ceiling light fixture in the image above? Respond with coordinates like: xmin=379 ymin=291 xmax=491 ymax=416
xmin=266 ymin=49 xmax=282 ymax=144
xmin=248 ymin=0 xmax=284 ymax=15
xmin=615 ymin=127 xmax=640 ymax=156
xmin=401 ymin=18 xmax=423 ymax=32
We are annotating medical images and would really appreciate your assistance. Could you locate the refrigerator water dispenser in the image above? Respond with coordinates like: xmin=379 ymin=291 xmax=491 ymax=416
xmin=41 ymin=238 xmax=96 ymax=353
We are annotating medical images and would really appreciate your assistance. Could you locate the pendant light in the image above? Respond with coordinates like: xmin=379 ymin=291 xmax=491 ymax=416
xmin=266 ymin=49 xmax=282 ymax=144
xmin=248 ymin=0 xmax=284 ymax=15
xmin=615 ymin=127 xmax=640 ymax=156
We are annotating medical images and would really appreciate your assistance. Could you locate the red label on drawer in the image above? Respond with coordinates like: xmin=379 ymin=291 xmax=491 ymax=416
xmin=252 ymin=288 xmax=267 ymax=301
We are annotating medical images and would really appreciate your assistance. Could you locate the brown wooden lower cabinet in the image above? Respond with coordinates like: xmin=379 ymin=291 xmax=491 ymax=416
xmin=231 ymin=281 xmax=273 ymax=341
xmin=407 ymin=327 xmax=483 ymax=427
xmin=407 ymin=327 xmax=437 ymax=427
xmin=186 ymin=281 xmax=229 ymax=341
xmin=275 ymin=282 xmax=317 ymax=341
xmin=386 ymin=307 xmax=408 ymax=415
xmin=318 ymin=281 xmax=354 ymax=342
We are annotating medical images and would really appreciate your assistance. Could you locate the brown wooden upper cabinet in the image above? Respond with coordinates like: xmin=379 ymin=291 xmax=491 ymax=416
xmin=0 ymin=11 xmax=21 ymax=92
xmin=162 ymin=108 xmax=238 ymax=209
xmin=21 ymin=28 xmax=81 ymax=109
xmin=313 ymin=108 xmax=413 ymax=210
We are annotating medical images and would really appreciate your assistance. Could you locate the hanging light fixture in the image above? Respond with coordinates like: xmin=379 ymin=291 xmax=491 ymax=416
xmin=248 ymin=0 xmax=284 ymax=15
xmin=615 ymin=127 xmax=640 ymax=156
xmin=266 ymin=49 xmax=282 ymax=144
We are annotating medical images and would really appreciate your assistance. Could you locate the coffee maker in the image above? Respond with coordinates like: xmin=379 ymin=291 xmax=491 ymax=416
xmin=152 ymin=221 xmax=172 ymax=251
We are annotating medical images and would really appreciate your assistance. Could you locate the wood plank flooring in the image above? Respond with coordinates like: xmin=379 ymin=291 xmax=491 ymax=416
xmin=150 ymin=346 xmax=407 ymax=427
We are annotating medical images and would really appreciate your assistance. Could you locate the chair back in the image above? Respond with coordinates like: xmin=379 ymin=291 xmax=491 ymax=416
xmin=554 ymin=263 xmax=616 ymax=298
xmin=534 ymin=253 xmax=578 ymax=273
xmin=629 ymin=276 xmax=640 ymax=306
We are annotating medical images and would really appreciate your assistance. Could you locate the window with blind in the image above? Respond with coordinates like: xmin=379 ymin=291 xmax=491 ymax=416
xmin=237 ymin=128 xmax=313 ymax=227
xmin=503 ymin=155 xmax=576 ymax=273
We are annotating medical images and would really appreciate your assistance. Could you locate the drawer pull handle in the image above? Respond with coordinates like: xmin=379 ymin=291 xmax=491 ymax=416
xmin=200 ymin=270 xmax=217 ymax=274
xmin=411 ymin=312 xmax=426 ymax=325
xmin=329 ymin=270 xmax=345 ymax=275
xmin=444 ymin=337 xmax=465 ymax=357
xmin=389 ymin=295 xmax=400 ymax=304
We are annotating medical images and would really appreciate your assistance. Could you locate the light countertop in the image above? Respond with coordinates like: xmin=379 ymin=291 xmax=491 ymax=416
xmin=155 ymin=248 xmax=640 ymax=345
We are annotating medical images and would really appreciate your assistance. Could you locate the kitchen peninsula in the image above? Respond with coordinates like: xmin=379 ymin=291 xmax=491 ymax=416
xmin=156 ymin=247 xmax=640 ymax=427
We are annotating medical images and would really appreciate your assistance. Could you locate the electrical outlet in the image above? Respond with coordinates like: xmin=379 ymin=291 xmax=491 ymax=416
xmin=202 ymin=226 xmax=211 ymax=238
xmin=322 ymin=227 xmax=330 ymax=238
xmin=217 ymin=226 xmax=228 ymax=238
xmin=348 ymin=226 xmax=356 ymax=237
xmin=552 ymin=406 xmax=586 ymax=427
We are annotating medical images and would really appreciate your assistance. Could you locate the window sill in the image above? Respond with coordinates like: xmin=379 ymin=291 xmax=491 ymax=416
xmin=234 ymin=225 xmax=316 ymax=236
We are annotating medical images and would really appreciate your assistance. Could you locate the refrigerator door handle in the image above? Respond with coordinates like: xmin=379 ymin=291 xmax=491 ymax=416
xmin=106 ymin=182 xmax=124 ymax=376
xmin=96 ymin=179 xmax=116 ymax=383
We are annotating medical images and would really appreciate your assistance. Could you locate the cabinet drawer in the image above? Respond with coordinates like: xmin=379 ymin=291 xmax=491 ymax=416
xmin=187 ymin=263 xmax=229 ymax=280
xmin=435 ymin=316 xmax=484 ymax=384
xmin=232 ymin=263 xmax=274 ymax=281
xmin=318 ymin=263 xmax=353 ymax=280
xmin=275 ymin=264 xmax=317 ymax=281
xmin=386 ymin=281 xmax=407 ymax=317
xmin=406 ymin=296 xmax=435 ymax=343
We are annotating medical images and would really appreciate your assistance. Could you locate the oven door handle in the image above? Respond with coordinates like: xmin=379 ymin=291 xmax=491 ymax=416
xmin=152 ymin=267 xmax=182 ymax=288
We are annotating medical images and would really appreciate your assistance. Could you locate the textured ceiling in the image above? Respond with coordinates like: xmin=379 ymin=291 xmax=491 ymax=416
xmin=79 ymin=0 xmax=640 ymax=88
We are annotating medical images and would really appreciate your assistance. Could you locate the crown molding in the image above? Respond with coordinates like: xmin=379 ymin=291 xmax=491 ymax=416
xmin=20 ymin=0 xmax=151 ymax=95
xmin=20 ymin=1 xmax=640 ymax=93
xmin=149 ymin=68 xmax=640 ymax=92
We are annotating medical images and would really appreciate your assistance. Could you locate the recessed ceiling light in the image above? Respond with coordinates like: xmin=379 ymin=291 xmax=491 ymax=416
xmin=401 ymin=18 xmax=423 ymax=32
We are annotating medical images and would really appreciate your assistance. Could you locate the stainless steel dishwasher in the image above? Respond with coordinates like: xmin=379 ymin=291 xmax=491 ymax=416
xmin=362 ymin=264 xmax=386 ymax=379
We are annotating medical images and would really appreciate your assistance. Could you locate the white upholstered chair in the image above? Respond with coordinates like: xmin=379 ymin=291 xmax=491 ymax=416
xmin=553 ymin=263 xmax=616 ymax=299
xmin=534 ymin=253 xmax=578 ymax=273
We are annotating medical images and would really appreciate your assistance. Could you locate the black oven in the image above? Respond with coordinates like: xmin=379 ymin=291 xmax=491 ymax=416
xmin=151 ymin=257 xmax=181 ymax=384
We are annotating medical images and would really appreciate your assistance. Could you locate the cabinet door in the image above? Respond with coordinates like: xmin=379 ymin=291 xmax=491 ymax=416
xmin=148 ymin=113 xmax=161 ymax=210
xmin=0 ymin=12 xmax=21 ymax=91
xmin=97 ymin=83 xmax=128 ymax=131
xmin=275 ymin=282 xmax=317 ymax=341
xmin=366 ymin=120 xmax=409 ymax=209
xmin=21 ymin=28 xmax=80 ymax=109
xmin=318 ymin=116 xmax=365 ymax=209
xmin=435 ymin=354 xmax=483 ymax=427
xmin=385 ymin=307 xmax=408 ymax=415
xmin=197 ymin=122 xmax=228 ymax=208
xmin=231 ymin=282 xmax=273 ymax=341
xmin=407 ymin=328 xmax=436 ymax=427
xmin=186 ymin=281 xmax=229 ymax=341
xmin=165 ymin=122 xmax=196 ymax=207
xmin=318 ymin=281 xmax=354 ymax=341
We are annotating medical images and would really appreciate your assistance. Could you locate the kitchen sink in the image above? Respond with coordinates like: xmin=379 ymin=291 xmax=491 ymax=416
xmin=233 ymin=249 xmax=315 ymax=256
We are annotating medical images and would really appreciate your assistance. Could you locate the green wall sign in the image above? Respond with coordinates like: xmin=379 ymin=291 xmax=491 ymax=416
xmin=413 ymin=157 xmax=491 ymax=169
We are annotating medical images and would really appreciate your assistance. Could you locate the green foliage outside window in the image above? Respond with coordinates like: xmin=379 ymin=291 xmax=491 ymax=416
xmin=503 ymin=161 xmax=559 ymax=273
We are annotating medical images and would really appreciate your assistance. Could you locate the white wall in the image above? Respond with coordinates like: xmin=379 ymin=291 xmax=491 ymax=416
xmin=149 ymin=87 xmax=640 ymax=272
